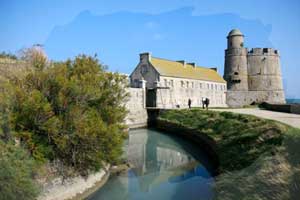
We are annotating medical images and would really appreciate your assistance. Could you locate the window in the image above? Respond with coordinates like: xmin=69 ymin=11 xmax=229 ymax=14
xmin=240 ymin=42 xmax=244 ymax=47
xmin=263 ymin=48 xmax=268 ymax=53
xmin=141 ymin=64 xmax=147 ymax=74
xmin=215 ymin=84 xmax=217 ymax=90
xmin=207 ymin=84 xmax=209 ymax=89
xmin=211 ymin=84 xmax=213 ymax=90
xmin=191 ymin=82 xmax=194 ymax=88
xmin=164 ymin=79 xmax=168 ymax=87
xmin=170 ymin=80 xmax=174 ymax=87
xmin=134 ymin=79 xmax=139 ymax=87
xmin=199 ymin=83 xmax=202 ymax=89
xmin=181 ymin=81 xmax=184 ymax=87
xmin=186 ymin=81 xmax=189 ymax=88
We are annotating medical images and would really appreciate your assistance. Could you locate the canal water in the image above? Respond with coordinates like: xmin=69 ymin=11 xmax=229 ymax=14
xmin=88 ymin=128 xmax=215 ymax=200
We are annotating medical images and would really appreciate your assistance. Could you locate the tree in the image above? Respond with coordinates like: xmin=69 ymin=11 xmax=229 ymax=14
xmin=0 ymin=51 xmax=17 ymax=60
xmin=11 ymin=54 xmax=128 ymax=176
xmin=0 ymin=141 xmax=39 ymax=200
xmin=18 ymin=44 xmax=48 ymax=70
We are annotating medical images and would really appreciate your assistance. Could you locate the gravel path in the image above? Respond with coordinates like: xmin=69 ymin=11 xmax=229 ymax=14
xmin=212 ymin=108 xmax=300 ymax=128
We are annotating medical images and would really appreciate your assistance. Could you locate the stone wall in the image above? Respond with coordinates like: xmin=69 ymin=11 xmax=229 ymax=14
xmin=130 ymin=53 xmax=159 ymax=89
xmin=38 ymin=165 xmax=110 ymax=200
xmin=226 ymin=90 xmax=286 ymax=108
xmin=224 ymin=33 xmax=286 ymax=107
xmin=125 ymin=87 xmax=148 ymax=128
xmin=156 ymin=76 xmax=227 ymax=108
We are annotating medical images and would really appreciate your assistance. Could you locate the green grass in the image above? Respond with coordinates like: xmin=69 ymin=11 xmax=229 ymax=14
xmin=158 ymin=109 xmax=300 ymax=199
xmin=159 ymin=109 xmax=288 ymax=172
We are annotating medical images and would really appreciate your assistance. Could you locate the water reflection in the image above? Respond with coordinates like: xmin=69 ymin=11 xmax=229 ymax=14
xmin=88 ymin=128 xmax=214 ymax=200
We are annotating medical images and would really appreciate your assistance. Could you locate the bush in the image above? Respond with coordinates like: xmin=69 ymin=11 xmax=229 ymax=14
xmin=0 ymin=141 xmax=39 ymax=200
xmin=10 ymin=55 xmax=128 ymax=176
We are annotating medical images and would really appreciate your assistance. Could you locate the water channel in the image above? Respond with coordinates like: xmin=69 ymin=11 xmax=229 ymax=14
xmin=88 ymin=128 xmax=215 ymax=200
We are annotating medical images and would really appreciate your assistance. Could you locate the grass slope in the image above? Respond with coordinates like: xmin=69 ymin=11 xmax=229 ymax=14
xmin=159 ymin=109 xmax=300 ymax=200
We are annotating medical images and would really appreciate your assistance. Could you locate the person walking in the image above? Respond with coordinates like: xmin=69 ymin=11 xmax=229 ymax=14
xmin=205 ymin=98 xmax=210 ymax=110
xmin=202 ymin=97 xmax=206 ymax=109
xmin=188 ymin=98 xmax=192 ymax=109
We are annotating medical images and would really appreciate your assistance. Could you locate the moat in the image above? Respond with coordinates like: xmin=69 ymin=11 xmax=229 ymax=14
xmin=88 ymin=128 xmax=215 ymax=200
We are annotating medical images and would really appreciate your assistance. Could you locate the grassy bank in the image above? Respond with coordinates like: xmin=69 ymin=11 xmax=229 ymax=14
xmin=158 ymin=109 xmax=300 ymax=199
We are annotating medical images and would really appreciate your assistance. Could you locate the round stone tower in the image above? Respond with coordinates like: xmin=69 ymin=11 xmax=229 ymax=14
xmin=224 ymin=29 xmax=248 ymax=91
xmin=247 ymin=48 xmax=286 ymax=103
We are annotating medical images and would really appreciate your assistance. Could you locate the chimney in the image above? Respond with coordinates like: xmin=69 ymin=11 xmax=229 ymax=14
xmin=140 ymin=52 xmax=151 ymax=62
xmin=188 ymin=62 xmax=196 ymax=68
xmin=177 ymin=60 xmax=186 ymax=67
xmin=210 ymin=67 xmax=218 ymax=72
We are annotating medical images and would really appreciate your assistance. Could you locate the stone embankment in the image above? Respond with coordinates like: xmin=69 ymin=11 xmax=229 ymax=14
xmin=38 ymin=165 xmax=110 ymax=200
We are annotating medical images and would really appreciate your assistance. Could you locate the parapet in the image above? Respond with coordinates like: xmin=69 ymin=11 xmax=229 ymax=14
xmin=248 ymin=48 xmax=279 ymax=56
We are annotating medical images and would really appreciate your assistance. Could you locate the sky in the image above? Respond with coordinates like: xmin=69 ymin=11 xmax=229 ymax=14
xmin=0 ymin=0 xmax=299 ymax=98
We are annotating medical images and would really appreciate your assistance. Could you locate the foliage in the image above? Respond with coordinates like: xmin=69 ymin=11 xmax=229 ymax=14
xmin=18 ymin=45 xmax=48 ymax=69
xmin=0 ymin=51 xmax=17 ymax=60
xmin=10 ymin=54 xmax=128 ymax=176
xmin=0 ymin=141 xmax=39 ymax=200
xmin=159 ymin=109 xmax=288 ymax=172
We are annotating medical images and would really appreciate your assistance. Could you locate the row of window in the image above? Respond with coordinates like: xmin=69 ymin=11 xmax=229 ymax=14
xmin=164 ymin=79 xmax=226 ymax=91
xmin=160 ymin=97 xmax=225 ymax=106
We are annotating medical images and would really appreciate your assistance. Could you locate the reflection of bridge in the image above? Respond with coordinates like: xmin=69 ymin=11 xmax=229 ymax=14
xmin=127 ymin=129 xmax=212 ymax=192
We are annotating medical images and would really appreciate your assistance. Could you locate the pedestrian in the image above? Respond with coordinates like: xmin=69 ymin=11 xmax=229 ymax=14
xmin=188 ymin=98 xmax=192 ymax=109
xmin=202 ymin=97 xmax=206 ymax=109
xmin=205 ymin=98 xmax=210 ymax=110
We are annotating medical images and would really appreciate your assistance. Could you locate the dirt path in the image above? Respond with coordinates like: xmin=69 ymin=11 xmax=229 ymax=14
xmin=212 ymin=108 xmax=300 ymax=128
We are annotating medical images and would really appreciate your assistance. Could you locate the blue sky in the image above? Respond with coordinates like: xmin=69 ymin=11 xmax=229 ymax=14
xmin=1 ymin=0 xmax=299 ymax=98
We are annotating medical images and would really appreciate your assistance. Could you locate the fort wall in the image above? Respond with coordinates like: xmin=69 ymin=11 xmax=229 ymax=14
xmin=156 ymin=76 xmax=226 ymax=108
xmin=125 ymin=87 xmax=148 ymax=129
xmin=224 ymin=48 xmax=248 ymax=91
xmin=224 ymin=30 xmax=286 ymax=107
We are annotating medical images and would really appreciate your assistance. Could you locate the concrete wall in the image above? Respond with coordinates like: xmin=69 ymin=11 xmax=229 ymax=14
xmin=125 ymin=87 xmax=148 ymax=128
xmin=156 ymin=76 xmax=227 ymax=108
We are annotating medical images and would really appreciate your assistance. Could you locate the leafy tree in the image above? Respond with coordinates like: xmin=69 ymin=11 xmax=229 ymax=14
xmin=0 ymin=51 xmax=17 ymax=60
xmin=18 ymin=44 xmax=48 ymax=69
xmin=11 ymin=54 xmax=128 ymax=176
xmin=0 ymin=141 xmax=39 ymax=200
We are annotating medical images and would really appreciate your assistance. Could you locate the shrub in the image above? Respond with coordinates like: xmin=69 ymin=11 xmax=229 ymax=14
xmin=11 ymin=55 xmax=128 ymax=176
xmin=0 ymin=141 xmax=39 ymax=200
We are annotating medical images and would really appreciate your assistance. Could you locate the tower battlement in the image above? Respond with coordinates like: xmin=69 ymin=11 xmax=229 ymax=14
xmin=224 ymin=29 xmax=285 ymax=107
xmin=248 ymin=48 xmax=279 ymax=56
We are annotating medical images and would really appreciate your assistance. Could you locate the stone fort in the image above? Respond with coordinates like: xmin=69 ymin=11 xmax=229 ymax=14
xmin=0 ymin=29 xmax=286 ymax=128
xmin=224 ymin=29 xmax=285 ymax=107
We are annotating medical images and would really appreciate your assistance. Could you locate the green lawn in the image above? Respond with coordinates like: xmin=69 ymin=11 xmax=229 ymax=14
xmin=158 ymin=109 xmax=300 ymax=199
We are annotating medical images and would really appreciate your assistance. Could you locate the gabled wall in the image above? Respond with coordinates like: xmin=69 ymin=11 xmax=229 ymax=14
xmin=130 ymin=53 xmax=160 ymax=89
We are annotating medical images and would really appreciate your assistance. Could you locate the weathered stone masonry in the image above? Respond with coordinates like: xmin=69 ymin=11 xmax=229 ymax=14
xmin=130 ymin=53 xmax=227 ymax=109
xmin=224 ymin=29 xmax=285 ymax=107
